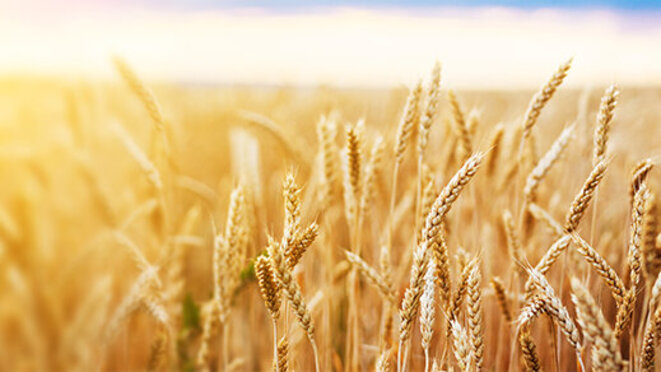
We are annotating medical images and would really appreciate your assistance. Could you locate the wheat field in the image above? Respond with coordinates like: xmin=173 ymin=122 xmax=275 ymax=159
xmin=1 ymin=57 xmax=661 ymax=372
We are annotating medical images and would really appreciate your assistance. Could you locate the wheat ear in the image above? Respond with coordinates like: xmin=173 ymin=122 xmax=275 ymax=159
xmin=376 ymin=349 xmax=392 ymax=372
xmin=524 ymin=235 xmax=572 ymax=299
xmin=420 ymin=264 xmax=436 ymax=372
xmin=527 ymin=269 xmax=582 ymax=355
xmin=570 ymin=233 xmax=626 ymax=304
xmin=570 ymin=277 xmax=623 ymax=372
xmin=418 ymin=61 xmax=442 ymax=158
xmin=266 ymin=238 xmax=319 ymax=372
xmin=519 ymin=326 xmax=542 ymax=372
xmin=450 ymin=319 xmax=472 ymax=372
xmin=527 ymin=202 xmax=565 ymax=238
xmin=491 ymin=277 xmax=512 ymax=323
xmin=565 ymin=159 xmax=609 ymax=233
xmin=360 ymin=136 xmax=385 ymax=222
xmin=286 ymin=222 xmax=319 ymax=269
xmin=629 ymin=158 xmax=654 ymax=201
xmin=486 ymin=124 xmax=505 ymax=176
xmin=421 ymin=152 xmax=484 ymax=249
xmin=255 ymin=256 xmax=281 ymax=320
xmin=629 ymin=184 xmax=649 ymax=291
xmin=524 ymin=124 xmax=574 ymax=203
xmin=112 ymin=56 xmax=171 ymax=162
xmin=503 ymin=210 xmax=525 ymax=275
xmin=592 ymin=85 xmax=619 ymax=167
xmin=641 ymin=306 xmax=661 ymax=372
xmin=317 ymin=116 xmax=337 ymax=207
xmin=345 ymin=251 xmax=396 ymax=304
xmin=643 ymin=193 xmax=660 ymax=280
xmin=447 ymin=259 xmax=475 ymax=338
xmin=275 ymin=336 xmax=289 ymax=372
xmin=395 ymin=80 xmax=423 ymax=165
xmin=399 ymin=244 xmax=428 ymax=344
xmin=522 ymin=57 xmax=573 ymax=141
xmin=448 ymin=89 xmax=472 ymax=161
xmin=467 ymin=263 xmax=484 ymax=371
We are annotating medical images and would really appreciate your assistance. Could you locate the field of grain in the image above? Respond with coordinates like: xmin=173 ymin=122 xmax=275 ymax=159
xmin=1 ymin=58 xmax=661 ymax=372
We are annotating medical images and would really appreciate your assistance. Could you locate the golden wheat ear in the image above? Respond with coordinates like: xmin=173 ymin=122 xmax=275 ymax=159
xmin=522 ymin=57 xmax=573 ymax=141
xmin=570 ymin=277 xmax=624 ymax=371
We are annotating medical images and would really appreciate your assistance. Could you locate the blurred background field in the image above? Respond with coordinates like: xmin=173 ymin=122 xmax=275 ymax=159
xmin=3 ymin=1 xmax=661 ymax=371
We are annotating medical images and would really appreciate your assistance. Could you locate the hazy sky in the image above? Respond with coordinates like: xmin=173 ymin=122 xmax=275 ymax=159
xmin=1 ymin=1 xmax=661 ymax=88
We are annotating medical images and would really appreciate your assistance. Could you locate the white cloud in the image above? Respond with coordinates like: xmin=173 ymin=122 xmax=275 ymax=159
xmin=1 ymin=7 xmax=660 ymax=88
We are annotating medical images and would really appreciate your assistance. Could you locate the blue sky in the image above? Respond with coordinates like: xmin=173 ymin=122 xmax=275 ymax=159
xmin=3 ymin=0 xmax=661 ymax=87
xmin=143 ymin=0 xmax=661 ymax=10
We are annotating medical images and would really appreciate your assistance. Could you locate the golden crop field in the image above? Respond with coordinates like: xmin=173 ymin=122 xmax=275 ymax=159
xmin=1 ymin=56 xmax=661 ymax=372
